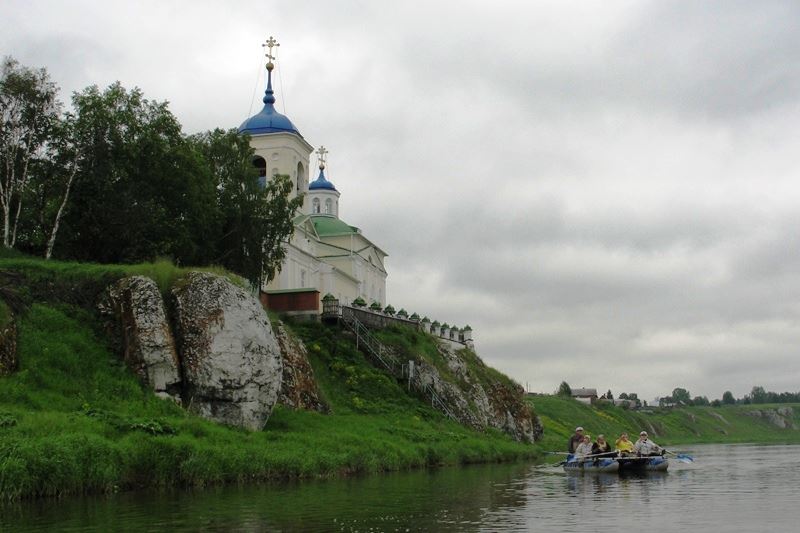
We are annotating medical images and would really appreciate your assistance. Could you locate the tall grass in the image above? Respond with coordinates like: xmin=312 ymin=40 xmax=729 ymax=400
xmin=0 ymin=254 xmax=245 ymax=300
xmin=0 ymin=304 xmax=534 ymax=501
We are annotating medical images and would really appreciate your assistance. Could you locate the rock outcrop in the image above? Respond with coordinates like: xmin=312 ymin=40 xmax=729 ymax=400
xmin=0 ymin=316 xmax=17 ymax=377
xmin=745 ymin=407 xmax=797 ymax=429
xmin=98 ymin=276 xmax=181 ymax=400
xmin=391 ymin=341 xmax=542 ymax=443
xmin=171 ymin=272 xmax=282 ymax=431
xmin=273 ymin=322 xmax=328 ymax=413
xmin=438 ymin=343 xmax=542 ymax=442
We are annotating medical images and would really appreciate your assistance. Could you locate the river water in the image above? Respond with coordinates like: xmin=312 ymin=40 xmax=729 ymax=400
xmin=2 ymin=443 xmax=799 ymax=532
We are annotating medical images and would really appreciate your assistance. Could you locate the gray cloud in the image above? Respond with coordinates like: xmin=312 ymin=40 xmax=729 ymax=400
xmin=2 ymin=0 xmax=799 ymax=400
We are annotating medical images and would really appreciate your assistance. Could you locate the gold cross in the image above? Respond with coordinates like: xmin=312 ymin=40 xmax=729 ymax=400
xmin=316 ymin=146 xmax=328 ymax=169
xmin=262 ymin=36 xmax=280 ymax=62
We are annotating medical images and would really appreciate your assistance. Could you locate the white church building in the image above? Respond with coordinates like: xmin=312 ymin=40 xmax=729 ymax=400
xmin=238 ymin=38 xmax=387 ymax=311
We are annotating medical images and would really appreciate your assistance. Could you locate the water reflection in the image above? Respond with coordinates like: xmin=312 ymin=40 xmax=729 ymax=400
xmin=3 ymin=444 xmax=800 ymax=532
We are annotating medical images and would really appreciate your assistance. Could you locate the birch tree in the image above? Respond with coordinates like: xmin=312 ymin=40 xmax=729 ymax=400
xmin=0 ymin=57 xmax=60 ymax=248
xmin=43 ymin=117 xmax=80 ymax=259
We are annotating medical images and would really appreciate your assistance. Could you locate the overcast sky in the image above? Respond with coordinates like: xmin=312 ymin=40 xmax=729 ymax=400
xmin=3 ymin=0 xmax=799 ymax=401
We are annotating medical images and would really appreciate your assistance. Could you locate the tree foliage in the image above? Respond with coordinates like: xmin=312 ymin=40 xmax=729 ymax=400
xmin=55 ymin=83 xmax=218 ymax=264
xmin=692 ymin=396 xmax=710 ymax=406
xmin=671 ymin=387 xmax=691 ymax=405
xmin=189 ymin=128 xmax=301 ymax=287
xmin=0 ymin=56 xmax=60 ymax=248
xmin=557 ymin=381 xmax=572 ymax=397
xmin=722 ymin=391 xmax=735 ymax=404
xmin=3 ymin=58 xmax=301 ymax=287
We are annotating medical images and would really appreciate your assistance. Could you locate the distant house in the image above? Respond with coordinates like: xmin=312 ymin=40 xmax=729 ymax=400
xmin=571 ymin=388 xmax=598 ymax=405
xmin=613 ymin=399 xmax=637 ymax=409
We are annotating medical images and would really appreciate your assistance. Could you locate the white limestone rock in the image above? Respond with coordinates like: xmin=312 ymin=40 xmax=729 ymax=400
xmin=412 ymin=359 xmax=484 ymax=430
xmin=388 ymin=340 xmax=541 ymax=442
xmin=438 ymin=342 xmax=541 ymax=443
xmin=171 ymin=272 xmax=282 ymax=430
xmin=98 ymin=276 xmax=181 ymax=400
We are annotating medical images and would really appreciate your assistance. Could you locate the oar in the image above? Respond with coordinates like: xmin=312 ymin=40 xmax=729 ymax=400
xmin=665 ymin=450 xmax=694 ymax=463
xmin=570 ymin=451 xmax=621 ymax=460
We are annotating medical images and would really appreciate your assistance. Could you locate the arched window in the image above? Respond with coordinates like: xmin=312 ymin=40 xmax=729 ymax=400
xmin=325 ymin=198 xmax=332 ymax=214
xmin=252 ymin=156 xmax=266 ymax=177
xmin=296 ymin=162 xmax=305 ymax=193
xmin=312 ymin=198 xmax=320 ymax=214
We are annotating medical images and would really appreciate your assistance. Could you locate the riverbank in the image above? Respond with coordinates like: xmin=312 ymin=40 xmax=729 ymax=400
xmin=0 ymin=255 xmax=536 ymax=501
xmin=529 ymin=394 xmax=800 ymax=452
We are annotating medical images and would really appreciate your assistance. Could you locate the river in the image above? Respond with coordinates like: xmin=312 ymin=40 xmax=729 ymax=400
xmin=2 ymin=443 xmax=799 ymax=531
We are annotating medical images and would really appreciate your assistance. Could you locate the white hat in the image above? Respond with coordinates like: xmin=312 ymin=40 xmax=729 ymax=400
xmin=640 ymin=431 xmax=648 ymax=436
xmin=576 ymin=426 xmax=584 ymax=431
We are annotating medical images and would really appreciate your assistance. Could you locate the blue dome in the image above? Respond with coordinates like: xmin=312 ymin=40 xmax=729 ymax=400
xmin=239 ymin=64 xmax=302 ymax=136
xmin=239 ymin=104 xmax=301 ymax=136
xmin=309 ymin=168 xmax=337 ymax=191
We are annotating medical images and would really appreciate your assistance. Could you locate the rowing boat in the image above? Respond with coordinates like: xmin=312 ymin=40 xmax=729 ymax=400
xmin=618 ymin=455 xmax=669 ymax=472
xmin=561 ymin=454 xmax=669 ymax=474
xmin=562 ymin=456 xmax=620 ymax=474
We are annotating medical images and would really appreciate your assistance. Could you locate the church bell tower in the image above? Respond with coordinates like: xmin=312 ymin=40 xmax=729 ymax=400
xmin=238 ymin=36 xmax=313 ymax=211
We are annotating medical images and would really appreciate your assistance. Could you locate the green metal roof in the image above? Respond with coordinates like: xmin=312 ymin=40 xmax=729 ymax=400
xmin=310 ymin=215 xmax=359 ymax=236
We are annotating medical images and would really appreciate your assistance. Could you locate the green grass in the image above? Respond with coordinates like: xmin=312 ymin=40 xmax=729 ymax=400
xmin=0 ymin=255 xmax=244 ymax=300
xmin=0 ymin=304 xmax=534 ymax=501
xmin=530 ymin=394 xmax=800 ymax=454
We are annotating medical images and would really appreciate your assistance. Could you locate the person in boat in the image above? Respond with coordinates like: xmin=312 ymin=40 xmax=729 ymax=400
xmin=592 ymin=434 xmax=614 ymax=457
xmin=633 ymin=431 xmax=664 ymax=456
xmin=568 ymin=426 xmax=585 ymax=453
xmin=615 ymin=432 xmax=634 ymax=456
xmin=591 ymin=434 xmax=615 ymax=465
xmin=573 ymin=434 xmax=594 ymax=460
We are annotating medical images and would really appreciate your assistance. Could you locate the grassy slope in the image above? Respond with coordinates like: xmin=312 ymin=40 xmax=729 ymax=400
xmin=372 ymin=325 xmax=521 ymax=393
xmin=0 ymin=257 xmax=533 ymax=500
xmin=531 ymin=394 xmax=800 ymax=453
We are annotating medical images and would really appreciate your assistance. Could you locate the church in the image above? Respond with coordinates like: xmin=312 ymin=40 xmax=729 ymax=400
xmin=238 ymin=38 xmax=387 ymax=312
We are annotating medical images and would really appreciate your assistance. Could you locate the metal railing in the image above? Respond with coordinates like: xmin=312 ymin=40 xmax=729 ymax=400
xmin=341 ymin=309 xmax=457 ymax=421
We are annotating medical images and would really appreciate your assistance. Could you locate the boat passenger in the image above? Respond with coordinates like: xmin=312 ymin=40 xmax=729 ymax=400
xmin=592 ymin=434 xmax=614 ymax=457
xmin=591 ymin=434 xmax=615 ymax=465
xmin=615 ymin=432 xmax=634 ymax=455
xmin=633 ymin=431 xmax=663 ymax=456
xmin=568 ymin=426 xmax=585 ymax=453
xmin=574 ymin=435 xmax=594 ymax=460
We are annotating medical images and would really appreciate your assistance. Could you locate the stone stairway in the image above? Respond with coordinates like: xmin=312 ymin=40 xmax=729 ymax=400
xmin=340 ymin=307 xmax=458 ymax=421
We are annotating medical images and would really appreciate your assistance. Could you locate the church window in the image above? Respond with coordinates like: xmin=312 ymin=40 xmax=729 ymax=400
xmin=296 ymin=162 xmax=305 ymax=193
xmin=325 ymin=198 xmax=332 ymax=214
xmin=300 ymin=270 xmax=306 ymax=287
xmin=252 ymin=156 xmax=266 ymax=177
xmin=312 ymin=198 xmax=320 ymax=213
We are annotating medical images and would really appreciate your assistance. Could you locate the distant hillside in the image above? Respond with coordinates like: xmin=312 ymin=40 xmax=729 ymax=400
xmin=530 ymin=394 xmax=800 ymax=452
